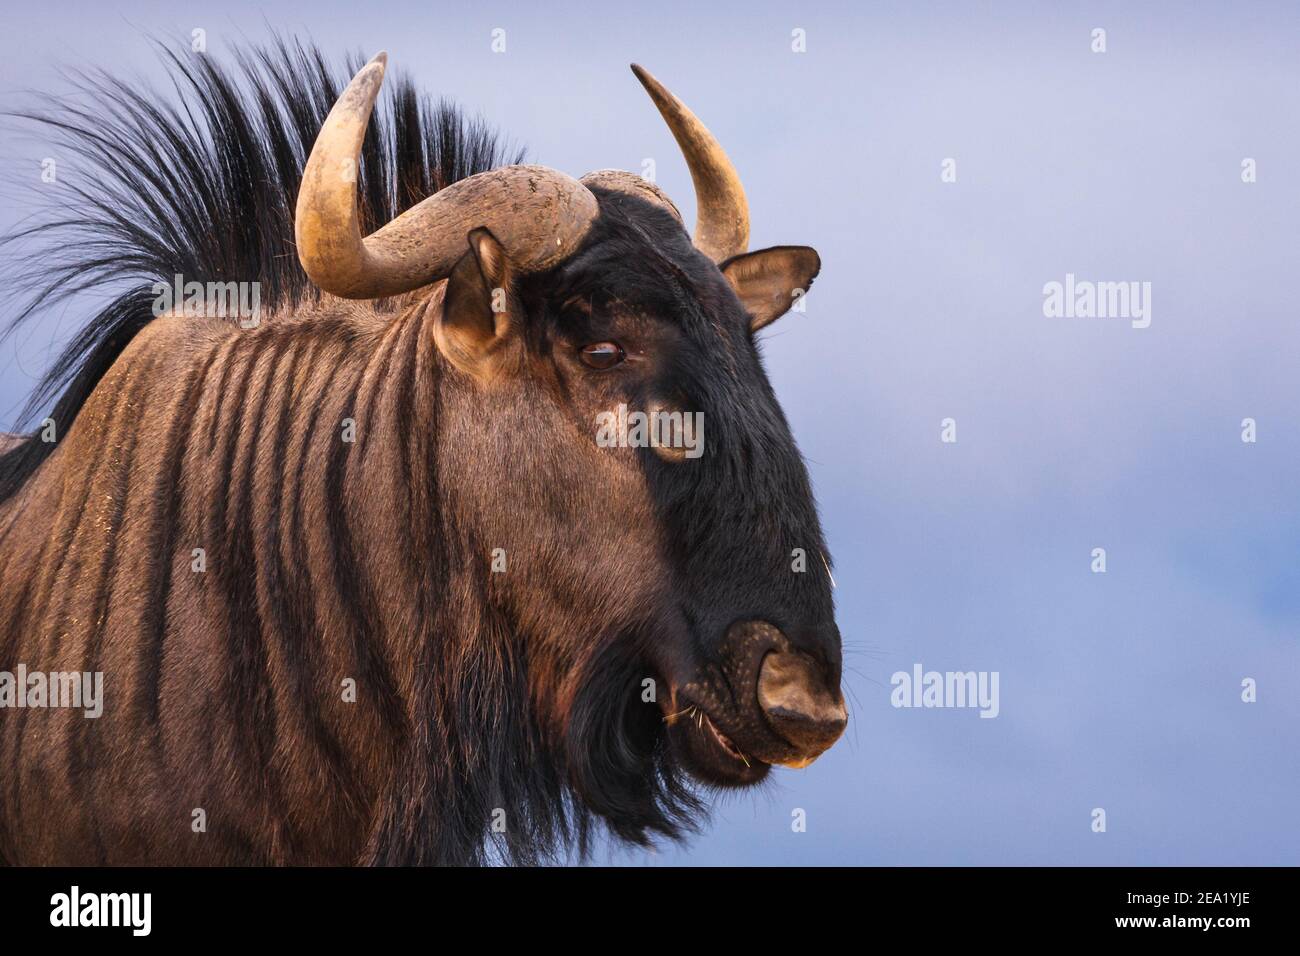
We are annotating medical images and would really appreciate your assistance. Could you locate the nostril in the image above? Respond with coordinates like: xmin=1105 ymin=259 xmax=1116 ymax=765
xmin=756 ymin=651 xmax=848 ymax=754
xmin=763 ymin=701 xmax=848 ymax=732
xmin=763 ymin=699 xmax=849 ymax=744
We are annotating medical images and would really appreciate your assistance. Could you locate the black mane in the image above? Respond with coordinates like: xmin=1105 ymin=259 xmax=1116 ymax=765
xmin=0 ymin=36 xmax=523 ymax=501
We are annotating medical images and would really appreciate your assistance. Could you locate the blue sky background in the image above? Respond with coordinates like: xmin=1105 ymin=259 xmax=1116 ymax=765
xmin=1 ymin=1 xmax=1296 ymax=864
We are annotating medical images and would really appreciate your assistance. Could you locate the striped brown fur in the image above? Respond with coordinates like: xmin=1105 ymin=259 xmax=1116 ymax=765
xmin=1 ymin=297 xmax=442 ymax=862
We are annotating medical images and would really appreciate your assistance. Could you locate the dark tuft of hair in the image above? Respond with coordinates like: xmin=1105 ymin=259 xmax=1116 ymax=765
xmin=0 ymin=35 xmax=524 ymax=502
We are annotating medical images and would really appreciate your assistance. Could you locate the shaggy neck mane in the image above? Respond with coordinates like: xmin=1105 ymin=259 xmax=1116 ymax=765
xmin=0 ymin=35 xmax=522 ymax=502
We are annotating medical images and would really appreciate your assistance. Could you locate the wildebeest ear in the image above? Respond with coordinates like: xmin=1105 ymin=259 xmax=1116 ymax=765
xmin=719 ymin=246 xmax=821 ymax=332
xmin=435 ymin=227 xmax=519 ymax=379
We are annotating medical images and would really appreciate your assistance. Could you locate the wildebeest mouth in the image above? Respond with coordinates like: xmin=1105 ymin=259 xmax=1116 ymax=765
xmin=665 ymin=697 xmax=770 ymax=786
xmin=662 ymin=621 xmax=848 ymax=787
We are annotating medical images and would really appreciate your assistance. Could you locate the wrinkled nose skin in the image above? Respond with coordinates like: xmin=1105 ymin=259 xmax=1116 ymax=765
xmin=757 ymin=650 xmax=848 ymax=767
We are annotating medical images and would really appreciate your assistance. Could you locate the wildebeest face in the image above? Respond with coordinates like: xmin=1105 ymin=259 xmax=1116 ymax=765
xmin=433 ymin=194 xmax=846 ymax=793
xmin=296 ymin=54 xmax=847 ymax=835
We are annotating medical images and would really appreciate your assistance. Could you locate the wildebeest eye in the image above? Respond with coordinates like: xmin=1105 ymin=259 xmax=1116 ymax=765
xmin=579 ymin=341 xmax=626 ymax=369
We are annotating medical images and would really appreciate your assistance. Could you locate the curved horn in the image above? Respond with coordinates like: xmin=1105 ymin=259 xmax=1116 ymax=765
xmin=296 ymin=53 xmax=599 ymax=299
xmin=630 ymin=64 xmax=749 ymax=263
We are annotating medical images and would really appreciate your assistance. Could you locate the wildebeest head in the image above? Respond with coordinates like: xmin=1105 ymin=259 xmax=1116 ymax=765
xmin=297 ymin=54 xmax=845 ymax=842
